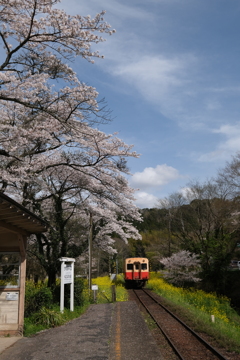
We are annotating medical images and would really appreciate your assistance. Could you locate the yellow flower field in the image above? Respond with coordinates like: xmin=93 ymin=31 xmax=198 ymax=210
xmin=148 ymin=273 xmax=236 ymax=324
xmin=92 ymin=275 xmax=128 ymax=303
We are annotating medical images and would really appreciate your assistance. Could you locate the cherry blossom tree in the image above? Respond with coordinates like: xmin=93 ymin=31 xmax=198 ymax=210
xmin=0 ymin=0 xmax=142 ymax=285
xmin=26 ymin=158 xmax=142 ymax=285
xmin=0 ymin=0 xmax=117 ymax=186
xmin=160 ymin=250 xmax=201 ymax=287
xmin=158 ymin=181 xmax=240 ymax=292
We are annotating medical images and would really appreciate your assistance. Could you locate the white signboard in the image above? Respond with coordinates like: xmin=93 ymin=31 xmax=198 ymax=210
xmin=6 ymin=292 xmax=18 ymax=301
xmin=59 ymin=257 xmax=75 ymax=312
xmin=92 ymin=285 xmax=98 ymax=291
xmin=63 ymin=263 xmax=73 ymax=284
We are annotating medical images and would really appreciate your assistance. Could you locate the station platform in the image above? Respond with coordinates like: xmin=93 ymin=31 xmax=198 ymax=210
xmin=0 ymin=301 xmax=163 ymax=359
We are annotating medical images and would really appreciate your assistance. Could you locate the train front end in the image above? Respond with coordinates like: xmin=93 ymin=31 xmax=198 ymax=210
xmin=124 ymin=257 xmax=149 ymax=288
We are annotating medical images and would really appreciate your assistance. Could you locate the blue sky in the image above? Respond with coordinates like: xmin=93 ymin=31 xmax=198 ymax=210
xmin=60 ymin=0 xmax=240 ymax=208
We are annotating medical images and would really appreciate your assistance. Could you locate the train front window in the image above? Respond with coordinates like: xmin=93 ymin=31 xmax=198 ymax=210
xmin=141 ymin=263 xmax=147 ymax=270
xmin=135 ymin=263 xmax=140 ymax=270
xmin=127 ymin=264 xmax=133 ymax=270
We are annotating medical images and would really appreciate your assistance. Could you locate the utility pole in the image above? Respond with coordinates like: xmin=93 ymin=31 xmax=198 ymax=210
xmin=88 ymin=212 xmax=93 ymax=290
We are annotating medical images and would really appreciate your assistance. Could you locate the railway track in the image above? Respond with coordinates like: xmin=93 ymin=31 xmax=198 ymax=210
xmin=132 ymin=288 xmax=228 ymax=360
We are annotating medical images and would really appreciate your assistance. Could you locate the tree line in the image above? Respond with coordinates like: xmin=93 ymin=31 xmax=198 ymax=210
xmin=134 ymin=154 xmax=240 ymax=294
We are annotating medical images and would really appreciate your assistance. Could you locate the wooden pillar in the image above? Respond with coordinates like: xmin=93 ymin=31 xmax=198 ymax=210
xmin=18 ymin=234 xmax=27 ymax=335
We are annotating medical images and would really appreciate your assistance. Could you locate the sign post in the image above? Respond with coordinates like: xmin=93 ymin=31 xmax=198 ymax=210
xmin=91 ymin=284 xmax=98 ymax=303
xmin=88 ymin=213 xmax=93 ymax=291
xmin=59 ymin=257 xmax=75 ymax=312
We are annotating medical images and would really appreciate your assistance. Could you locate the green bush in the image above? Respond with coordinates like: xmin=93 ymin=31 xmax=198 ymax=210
xmin=52 ymin=277 xmax=87 ymax=308
xmin=25 ymin=284 xmax=53 ymax=317
xmin=32 ymin=307 xmax=65 ymax=327
xmin=24 ymin=279 xmax=90 ymax=336
xmin=74 ymin=277 xmax=87 ymax=306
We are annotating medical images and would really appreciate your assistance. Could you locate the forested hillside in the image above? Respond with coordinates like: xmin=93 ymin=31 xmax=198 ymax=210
xmin=130 ymin=165 xmax=240 ymax=309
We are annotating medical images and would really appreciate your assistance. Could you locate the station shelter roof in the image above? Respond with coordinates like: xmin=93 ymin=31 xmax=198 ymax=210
xmin=0 ymin=192 xmax=47 ymax=235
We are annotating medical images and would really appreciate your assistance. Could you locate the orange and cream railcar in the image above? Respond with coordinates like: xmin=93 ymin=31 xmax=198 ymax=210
xmin=124 ymin=257 xmax=149 ymax=288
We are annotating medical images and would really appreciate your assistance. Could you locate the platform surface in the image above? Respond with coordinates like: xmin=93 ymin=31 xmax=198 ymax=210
xmin=0 ymin=301 xmax=163 ymax=359
xmin=0 ymin=336 xmax=21 ymax=354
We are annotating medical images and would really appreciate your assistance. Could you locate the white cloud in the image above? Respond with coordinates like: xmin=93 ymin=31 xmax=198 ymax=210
xmin=98 ymin=38 xmax=240 ymax=132
xmin=101 ymin=51 xmax=210 ymax=129
xmin=215 ymin=124 xmax=240 ymax=137
xmin=134 ymin=191 xmax=158 ymax=209
xmin=198 ymin=124 xmax=240 ymax=162
xmin=113 ymin=55 xmax=189 ymax=88
xmin=131 ymin=164 xmax=180 ymax=189
xmin=59 ymin=0 xmax=153 ymax=22
xmin=179 ymin=187 xmax=196 ymax=201
xmin=111 ymin=54 xmax=197 ymax=100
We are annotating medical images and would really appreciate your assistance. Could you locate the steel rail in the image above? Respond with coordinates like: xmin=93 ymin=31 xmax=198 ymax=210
xmin=142 ymin=289 xmax=228 ymax=360
xmin=133 ymin=289 xmax=187 ymax=360
xmin=134 ymin=289 xmax=228 ymax=360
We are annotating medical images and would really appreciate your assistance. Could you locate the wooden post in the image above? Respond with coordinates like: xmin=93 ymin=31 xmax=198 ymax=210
xmin=18 ymin=235 xmax=27 ymax=335
xmin=111 ymin=285 xmax=116 ymax=302
xmin=60 ymin=260 xmax=65 ymax=313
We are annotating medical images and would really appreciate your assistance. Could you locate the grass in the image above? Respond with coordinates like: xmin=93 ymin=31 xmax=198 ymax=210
xmin=24 ymin=303 xmax=90 ymax=337
xmin=24 ymin=318 xmax=47 ymax=337
xmin=147 ymin=272 xmax=240 ymax=353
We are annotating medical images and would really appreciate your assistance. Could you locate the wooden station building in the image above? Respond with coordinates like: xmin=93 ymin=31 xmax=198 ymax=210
xmin=0 ymin=193 xmax=47 ymax=335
